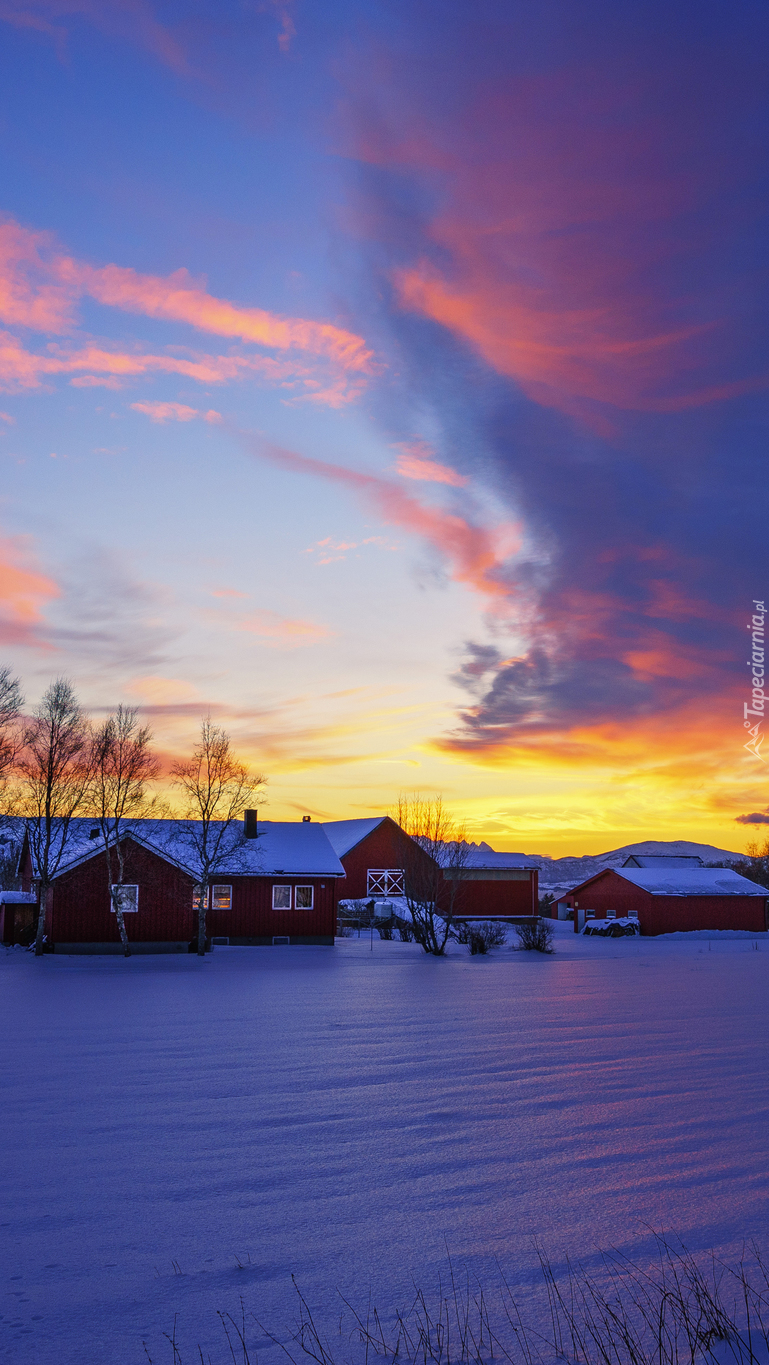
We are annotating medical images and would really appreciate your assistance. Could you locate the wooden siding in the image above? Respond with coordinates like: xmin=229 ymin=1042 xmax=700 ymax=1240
xmin=562 ymin=869 xmax=768 ymax=935
xmin=338 ymin=818 xmax=538 ymax=917
xmin=206 ymin=874 xmax=337 ymax=942
xmin=51 ymin=839 xmax=195 ymax=945
xmin=457 ymin=873 xmax=538 ymax=918
xmin=338 ymin=818 xmax=430 ymax=898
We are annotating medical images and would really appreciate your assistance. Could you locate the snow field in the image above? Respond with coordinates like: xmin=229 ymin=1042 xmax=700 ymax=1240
xmin=2 ymin=930 xmax=769 ymax=1364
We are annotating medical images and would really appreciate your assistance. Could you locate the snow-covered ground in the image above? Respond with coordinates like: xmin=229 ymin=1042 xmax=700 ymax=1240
xmin=2 ymin=925 xmax=769 ymax=1364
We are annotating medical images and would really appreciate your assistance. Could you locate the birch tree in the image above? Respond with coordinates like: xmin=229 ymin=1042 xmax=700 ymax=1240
xmin=88 ymin=705 xmax=161 ymax=957
xmin=16 ymin=679 xmax=92 ymax=956
xmin=0 ymin=666 xmax=22 ymax=793
xmin=394 ymin=793 xmax=470 ymax=955
xmin=171 ymin=719 xmax=266 ymax=956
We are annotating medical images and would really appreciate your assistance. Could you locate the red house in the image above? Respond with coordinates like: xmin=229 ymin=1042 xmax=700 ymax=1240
xmin=17 ymin=816 xmax=345 ymax=952
xmin=559 ymin=866 xmax=768 ymax=935
xmin=322 ymin=817 xmax=539 ymax=919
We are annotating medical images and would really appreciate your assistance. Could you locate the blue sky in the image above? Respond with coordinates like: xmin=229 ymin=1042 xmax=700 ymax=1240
xmin=0 ymin=0 xmax=767 ymax=853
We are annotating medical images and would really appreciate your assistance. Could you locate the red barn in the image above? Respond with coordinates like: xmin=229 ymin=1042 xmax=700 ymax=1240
xmin=322 ymin=817 xmax=539 ymax=919
xmin=560 ymin=866 xmax=768 ymax=935
xmin=18 ymin=816 xmax=345 ymax=952
xmin=322 ymin=817 xmax=426 ymax=900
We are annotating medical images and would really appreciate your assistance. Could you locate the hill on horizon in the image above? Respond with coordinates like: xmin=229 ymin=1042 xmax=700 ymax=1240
xmin=497 ymin=838 xmax=748 ymax=891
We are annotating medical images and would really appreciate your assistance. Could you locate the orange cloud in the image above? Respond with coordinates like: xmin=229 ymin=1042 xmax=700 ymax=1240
xmin=130 ymin=401 xmax=222 ymax=424
xmin=394 ymin=439 xmax=468 ymax=486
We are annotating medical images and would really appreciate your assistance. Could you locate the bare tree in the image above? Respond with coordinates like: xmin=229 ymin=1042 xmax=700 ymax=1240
xmin=394 ymin=794 xmax=470 ymax=955
xmin=0 ymin=668 xmax=23 ymax=881
xmin=0 ymin=666 xmax=22 ymax=790
xmin=731 ymin=837 xmax=769 ymax=890
xmin=88 ymin=705 xmax=161 ymax=957
xmin=16 ymin=679 xmax=92 ymax=955
xmin=170 ymin=719 xmax=266 ymax=955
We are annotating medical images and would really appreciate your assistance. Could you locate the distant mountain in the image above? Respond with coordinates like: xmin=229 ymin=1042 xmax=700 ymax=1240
xmin=509 ymin=839 xmax=745 ymax=894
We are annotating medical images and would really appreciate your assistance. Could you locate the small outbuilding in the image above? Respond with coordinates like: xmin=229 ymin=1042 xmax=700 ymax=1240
xmin=450 ymin=849 xmax=539 ymax=920
xmin=559 ymin=866 xmax=768 ymax=935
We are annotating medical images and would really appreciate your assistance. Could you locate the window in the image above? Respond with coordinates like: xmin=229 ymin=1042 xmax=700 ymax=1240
xmin=192 ymin=886 xmax=209 ymax=910
xmin=272 ymin=885 xmax=292 ymax=910
xmin=295 ymin=885 xmax=313 ymax=910
xmin=367 ymin=869 xmax=404 ymax=896
xmin=110 ymin=885 xmax=138 ymax=914
xmin=211 ymin=885 xmax=232 ymax=911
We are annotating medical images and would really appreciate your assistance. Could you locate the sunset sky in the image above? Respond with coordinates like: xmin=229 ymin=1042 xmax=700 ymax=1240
xmin=0 ymin=0 xmax=767 ymax=855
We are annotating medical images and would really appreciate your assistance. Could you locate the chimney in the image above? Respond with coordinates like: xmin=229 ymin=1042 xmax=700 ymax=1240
xmin=244 ymin=809 xmax=258 ymax=839
xmin=302 ymin=815 xmax=311 ymax=823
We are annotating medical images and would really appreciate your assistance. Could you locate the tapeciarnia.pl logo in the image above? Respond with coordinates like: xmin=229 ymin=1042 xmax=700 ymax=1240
xmin=744 ymin=599 xmax=766 ymax=761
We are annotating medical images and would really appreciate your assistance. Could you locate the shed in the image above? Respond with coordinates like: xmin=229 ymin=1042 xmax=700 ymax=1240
xmin=450 ymin=849 xmax=539 ymax=920
xmin=0 ymin=891 xmax=37 ymax=946
xmin=559 ymin=866 xmax=767 ymax=934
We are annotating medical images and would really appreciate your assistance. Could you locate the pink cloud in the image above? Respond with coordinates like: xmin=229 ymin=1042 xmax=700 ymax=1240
xmin=394 ymin=440 xmax=468 ymax=486
xmin=245 ymin=434 xmax=520 ymax=605
xmin=233 ymin=608 xmax=333 ymax=648
xmin=0 ymin=216 xmax=376 ymax=406
xmin=130 ymin=401 xmax=222 ymax=424
xmin=0 ymin=1 xmax=190 ymax=75
xmin=0 ymin=329 xmax=313 ymax=395
xmin=0 ymin=534 xmax=59 ymax=647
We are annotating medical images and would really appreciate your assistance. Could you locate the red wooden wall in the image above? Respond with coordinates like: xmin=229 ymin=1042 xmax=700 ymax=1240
xmin=51 ymin=839 xmax=195 ymax=944
xmin=207 ymin=874 xmax=337 ymax=943
xmin=339 ymin=818 xmax=538 ymax=916
xmin=459 ymin=874 xmax=538 ymax=917
xmin=563 ymin=869 xmax=767 ymax=935
xmin=47 ymin=838 xmax=338 ymax=946
xmin=339 ymin=818 xmax=431 ymax=898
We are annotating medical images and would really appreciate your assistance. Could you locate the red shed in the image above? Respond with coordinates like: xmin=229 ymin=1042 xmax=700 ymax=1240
xmin=451 ymin=848 xmax=539 ymax=920
xmin=322 ymin=817 xmax=539 ymax=919
xmin=560 ymin=866 xmax=768 ymax=935
xmin=19 ymin=816 xmax=345 ymax=952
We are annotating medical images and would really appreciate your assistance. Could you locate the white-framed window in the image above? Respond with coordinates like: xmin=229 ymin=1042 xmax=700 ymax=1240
xmin=192 ymin=886 xmax=209 ymax=910
xmin=295 ymin=885 xmax=314 ymax=910
xmin=272 ymin=884 xmax=292 ymax=910
xmin=211 ymin=885 xmax=232 ymax=911
xmin=367 ymin=869 xmax=404 ymax=896
xmin=110 ymin=885 xmax=139 ymax=914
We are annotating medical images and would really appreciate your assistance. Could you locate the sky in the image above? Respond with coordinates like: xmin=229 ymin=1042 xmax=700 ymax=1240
xmin=0 ymin=0 xmax=767 ymax=855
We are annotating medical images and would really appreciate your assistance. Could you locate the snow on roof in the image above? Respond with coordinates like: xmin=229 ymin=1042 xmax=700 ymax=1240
xmin=321 ymin=817 xmax=387 ymax=857
xmin=463 ymin=849 xmax=538 ymax=871
xmin=615 ymin=867 xmax=764 ymax=896
xmin=43 ymin=818 xmax=345 ymax=879
xmin=623 ymin=854 xmax=705 ymax=867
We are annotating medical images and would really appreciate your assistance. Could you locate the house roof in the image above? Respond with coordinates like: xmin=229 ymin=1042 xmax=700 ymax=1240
xmin=463 ymin=849 xmax=539 ymax=872
xmin=572 ymin=867 xmax=765 ymax=898
xmin=321 ymin=817 xmax=388 ymax=857
xmin=30 ymin=818 xmax=345 ymax=880
xmin=623 ymin=854 xmax=705 ymax=867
